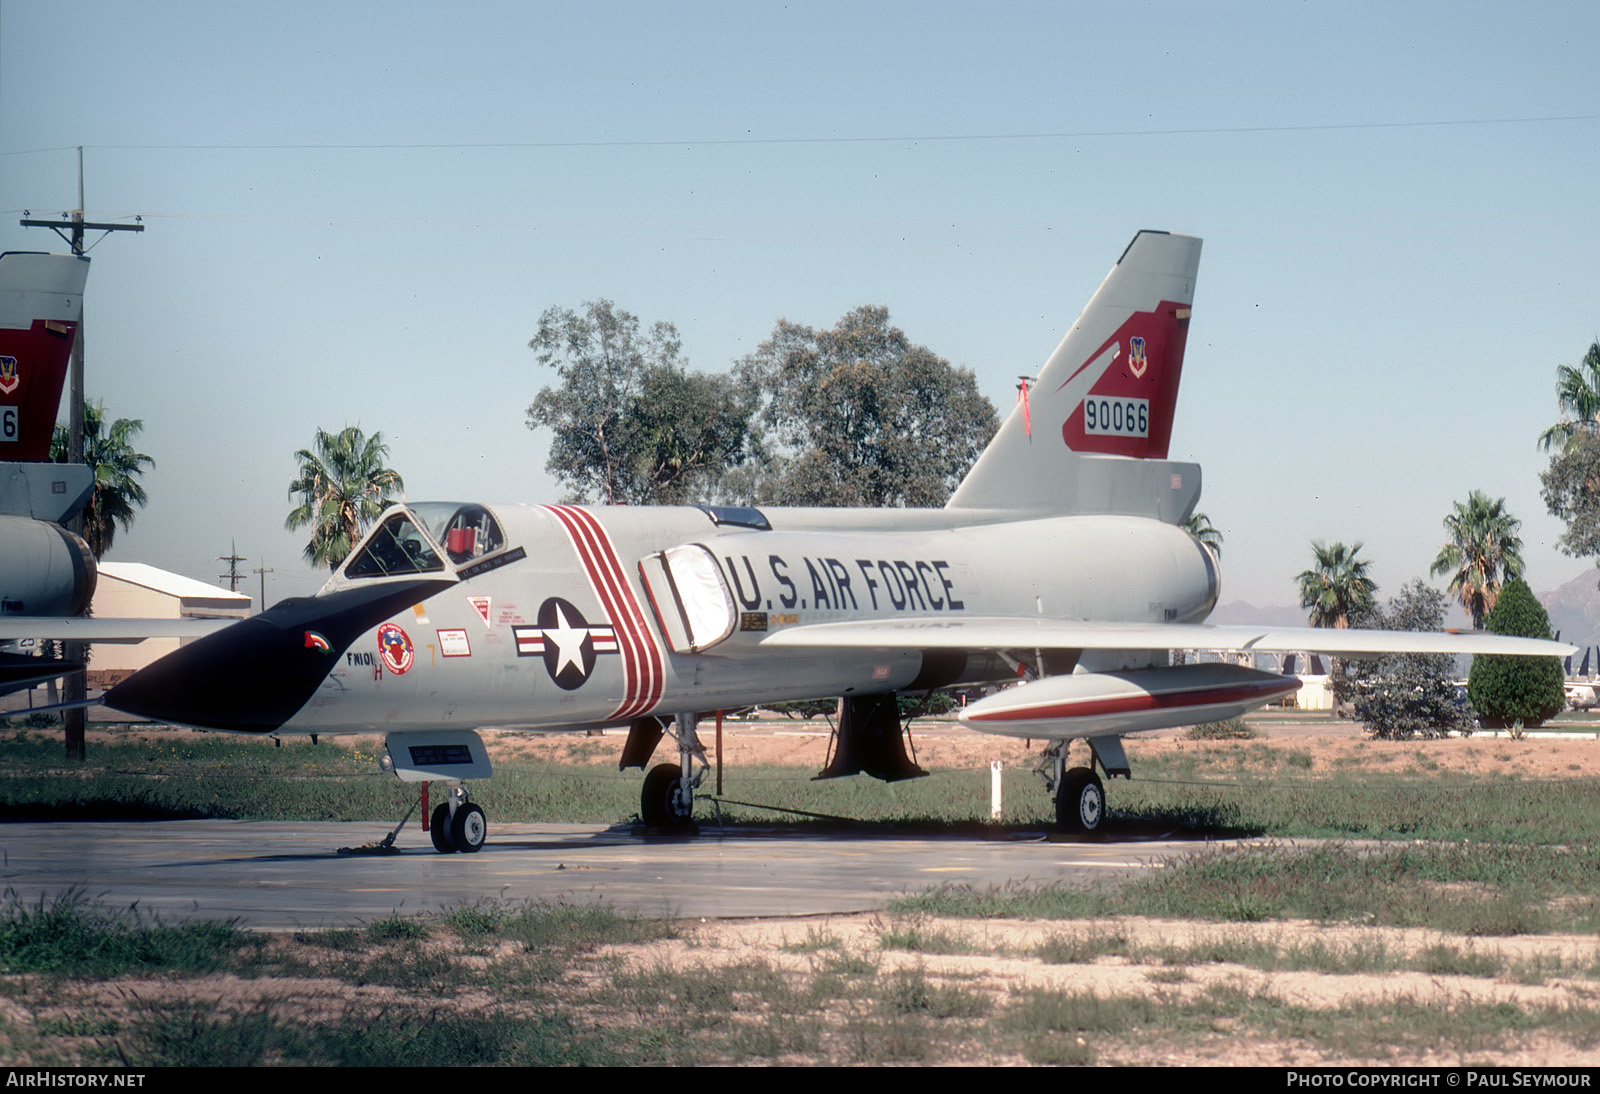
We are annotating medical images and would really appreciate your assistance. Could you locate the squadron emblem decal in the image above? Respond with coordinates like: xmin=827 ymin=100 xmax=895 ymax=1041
xmin=512 ymin=597 xmax=618 ymax=690
xmin=377 ymin=622 xmax=415 ymax=675
xmin=0 ymin=356 xmax=17 ymax=395
xmin=1128 ymin=336 xmax=1148 ymax=378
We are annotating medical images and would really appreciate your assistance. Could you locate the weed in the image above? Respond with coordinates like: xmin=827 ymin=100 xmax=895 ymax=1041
xmin=365 ymin=915 xmax=429 ymax=943
xmin=1410 ymin=944 xmax=1502 ymax=978
xmin=779 ymin=927 xmax=841 ymax=953
xmin=1002 ymin=987 xmax=1162 ymax=1034
xmin=118 ymin=1002 xmax=293 ymax=1067
xmin=878 ymin=966 xmax=991 ymax=1019
xmin=820 ymin=950 xmax=880 ymax=978
xmin=0 ymin=889 xmax=253 ymax=977
xmin=438 ymin=903 xmax=505 ymax=939
xmin=880 ymin=921 xmax=980 ymax=955
xmin=1020 ymin=1033 xmax=1095 ymax=1065
xmin=1035 ymin=929 xmax=1129 ymax=964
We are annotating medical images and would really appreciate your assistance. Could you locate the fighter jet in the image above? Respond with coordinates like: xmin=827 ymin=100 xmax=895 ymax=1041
xmin=0 ymin=250 xmax=226 ymax=694
xmin=103 ymin=231 xmax=1570 ymax=851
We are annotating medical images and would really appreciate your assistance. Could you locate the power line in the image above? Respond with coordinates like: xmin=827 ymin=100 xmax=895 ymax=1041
xmin=2 ymin=112 xmax=1596 ymax=157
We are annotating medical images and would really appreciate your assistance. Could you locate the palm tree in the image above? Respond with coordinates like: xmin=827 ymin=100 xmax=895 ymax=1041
xmin=1429 ymin=491 xmax=1524 ymax=630
xmin=49 ymin=402 xmax=154 ymax=558
xmin=1183 ymin=512 xmax=1223 ymax=557
xmin=285 ymin=425 xmax=404 ymax=568
xmin=1297 ymin=541 xmax=1377 ymax=629
xmin=1537 ymin=340 xmax=1600 ymax=452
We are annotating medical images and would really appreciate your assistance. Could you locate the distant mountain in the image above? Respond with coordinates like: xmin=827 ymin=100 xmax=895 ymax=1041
xmin=1210 ymin=574 xmax=1600 ymax=673
xmin=1207 ymin=600 xmax=1311 ymax=627
xmin=1540 ymin=569 xmax=1600 ymax=662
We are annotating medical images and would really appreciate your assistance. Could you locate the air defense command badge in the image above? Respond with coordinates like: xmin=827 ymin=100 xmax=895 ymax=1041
xmin=377 ymin=622 xmax=414 ymax=675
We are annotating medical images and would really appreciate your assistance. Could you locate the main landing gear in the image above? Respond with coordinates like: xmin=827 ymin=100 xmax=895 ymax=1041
xmin=1037 ymin=736 xmax=1129 ymax=836
xmin=428 ymin=782 xmax=487 ymax=854
xmin=640 ymin=761 xmax=694 ymax=829
xmin=639 ymin=712 xmax=706 ymax=830
xmin=620 ymin=712 xmax=708 ymax=830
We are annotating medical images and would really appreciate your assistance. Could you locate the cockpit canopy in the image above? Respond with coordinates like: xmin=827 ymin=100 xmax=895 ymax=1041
xmin=409 ymin=502 xmax=505 ymax=564
xmin=341 ymin=503 xmax=507 ymax=580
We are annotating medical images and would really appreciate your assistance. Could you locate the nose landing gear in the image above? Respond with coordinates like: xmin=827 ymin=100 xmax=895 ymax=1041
xmin=429 ymin=784 xmax=487 ymax=854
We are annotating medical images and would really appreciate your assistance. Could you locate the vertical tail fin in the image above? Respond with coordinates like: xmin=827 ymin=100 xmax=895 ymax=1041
xmin=949 ymin=230 xmax=1201 ymax=517
xmin=0 ymin=251 xmax=90 ymax=462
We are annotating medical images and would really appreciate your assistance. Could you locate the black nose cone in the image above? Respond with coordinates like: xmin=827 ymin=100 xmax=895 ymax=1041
xmin=106 ymin=579 xmax=453 ymax=732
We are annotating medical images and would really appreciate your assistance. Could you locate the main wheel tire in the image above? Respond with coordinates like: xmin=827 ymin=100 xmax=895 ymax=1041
xmin=430 ymin=803 xmax=457 ymax=854
xmin=641 ymin=763 xmax=691 ymax=828
xmin=1056 ymin=767 xmax=1105 ymax=834
xmin=451 ymin=803 xmax=488 ymax=853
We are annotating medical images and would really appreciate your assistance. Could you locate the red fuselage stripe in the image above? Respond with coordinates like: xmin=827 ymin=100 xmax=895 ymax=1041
xmin=544 ymin=506 xmax=640 ymax=697
xmin=968 ymin=680 xmax=1297 ymax=722
xmin=543 ymin=505 xmax=663 ymax=718
xmin=564 ymin=506 xmax=662 ymax=716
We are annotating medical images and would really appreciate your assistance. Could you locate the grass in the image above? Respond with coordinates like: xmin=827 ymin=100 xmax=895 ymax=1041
xmin=6 ymin=884 xmax=1600 ymax=1066
xmin=8 ymin=728 xmax=1600 ymax=1062
xmin=892 ymin=841 xmax=1600 ymax=935
xmin=7 ymin=729 xmax=1600 ymax=846
xmin=880 ymin=920 xmax=982 ymax=955
xmin=0 ymin=889 xmax=259 ymax=976
xmin=13 ymin=727 xmax=1600 ymax=850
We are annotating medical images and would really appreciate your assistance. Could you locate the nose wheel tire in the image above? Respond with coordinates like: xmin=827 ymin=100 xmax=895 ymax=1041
xmin=430 ymin=803 xmax=457 ymax=853
xmin=641 ymin=763 xmax=693 ymax=829
xmin=451 ymin=803 xmax=488 ymax=853
xmin=1056 ymin=767 xmax=1105 ymax=834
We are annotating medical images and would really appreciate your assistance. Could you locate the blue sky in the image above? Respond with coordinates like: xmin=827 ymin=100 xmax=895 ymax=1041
xmin=3 ymin=0 xmax=1597 ymax=613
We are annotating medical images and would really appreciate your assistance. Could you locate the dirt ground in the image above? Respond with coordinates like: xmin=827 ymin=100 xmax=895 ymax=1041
xmin=482 ymin=718 xmax=1600 ymax=1064
xmin=22 ymin=715 xmax=1600 ymax=1065
xmin=486 ymin=712 xmax=1600 ymax=782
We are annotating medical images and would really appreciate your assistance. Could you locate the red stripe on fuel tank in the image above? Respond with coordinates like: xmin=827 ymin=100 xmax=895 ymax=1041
xmin=968 ymin=680 xmax=1296 ymax=723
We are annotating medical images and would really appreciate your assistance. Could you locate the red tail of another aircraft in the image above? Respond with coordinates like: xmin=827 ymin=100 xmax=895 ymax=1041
xmin=0 ymin=251 xmax=90 ymax=462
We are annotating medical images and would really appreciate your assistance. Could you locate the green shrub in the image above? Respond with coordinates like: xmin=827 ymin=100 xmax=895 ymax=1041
xmin=1468 ymin=579 xmax=1566 ymax=728
xmin=1185 ymin=718 xmax=1256 ymax=740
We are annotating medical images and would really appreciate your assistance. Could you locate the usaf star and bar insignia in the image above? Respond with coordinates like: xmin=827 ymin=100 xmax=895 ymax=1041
xmin=512 ymin=596 xmax=618 ymax=690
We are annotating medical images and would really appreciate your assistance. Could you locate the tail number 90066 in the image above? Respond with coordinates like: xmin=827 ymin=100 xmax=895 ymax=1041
xmin=1083 ymin=397 xmax=1148 ymax=438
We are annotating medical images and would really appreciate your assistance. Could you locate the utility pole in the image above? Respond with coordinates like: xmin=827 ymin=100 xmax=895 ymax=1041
xmin=219 ymin=541 xmax=246 ymax=592
xmin=19 ymin=147 xmax=146 ymax=762
xmin=20 ymin=148 xmax=144 ymax=469
xmin=254 ymin=562 xmax=275 ymax=615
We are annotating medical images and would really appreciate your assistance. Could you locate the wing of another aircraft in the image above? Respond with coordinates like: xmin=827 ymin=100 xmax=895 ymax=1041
xmin=757 ymin=617 xmax=1576 ymax=658
xmin=0 ymin=617 xmax=235 ymax=644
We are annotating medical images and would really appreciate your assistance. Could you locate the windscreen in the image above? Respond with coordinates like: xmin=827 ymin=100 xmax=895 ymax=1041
xmin=343 ymin=512 xmax=447 ymax=578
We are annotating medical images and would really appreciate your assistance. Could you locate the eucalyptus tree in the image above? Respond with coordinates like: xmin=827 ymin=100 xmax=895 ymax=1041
xmin=526 ymin=300 xmax=759 ymax=506
xmin=733 ymin=305 xmax=998 ymax=507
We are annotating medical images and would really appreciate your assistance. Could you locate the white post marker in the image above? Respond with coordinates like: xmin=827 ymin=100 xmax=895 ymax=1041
xmin=990 ymin=760 xmax=1004 ymax=820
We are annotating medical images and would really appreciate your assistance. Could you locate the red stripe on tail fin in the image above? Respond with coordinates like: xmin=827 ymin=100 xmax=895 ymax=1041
xmin=1058 ymin=301 xmax=1191 ymax=459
